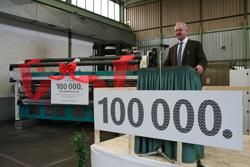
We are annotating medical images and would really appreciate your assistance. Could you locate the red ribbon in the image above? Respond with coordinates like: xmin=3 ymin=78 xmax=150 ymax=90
xmin=48 ymin=62 xmax=99 ymax=83
xmin=19 ymin=59 xmax=51 ymax=100
xmin=113 ymin=55 xmax=136 ymax=87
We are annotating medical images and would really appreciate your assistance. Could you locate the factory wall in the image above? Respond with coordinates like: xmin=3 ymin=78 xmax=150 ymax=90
xmin=0 ymin=16 xmax=93 ymax=121
xmin=126 ymin=0 xmax=247 ymax=39
xmin=129 ymin=0 xmax=250 ymax=86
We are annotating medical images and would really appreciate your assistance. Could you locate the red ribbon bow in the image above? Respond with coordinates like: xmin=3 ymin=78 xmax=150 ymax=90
xmin=48 ymin=62 xmax=99 ymax=83
xmin=60 ymin=62 xmax=76 ymax=76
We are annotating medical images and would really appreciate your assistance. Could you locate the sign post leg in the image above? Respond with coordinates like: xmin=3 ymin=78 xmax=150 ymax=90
xmin=95 ymin=130 xmax=100 ymax=144
xmin=177 ymin=142 xmax=182 ymax=165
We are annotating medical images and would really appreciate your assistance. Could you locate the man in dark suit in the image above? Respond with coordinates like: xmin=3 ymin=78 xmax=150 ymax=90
xmin=163 ymin=22 xmax=207 ymax=74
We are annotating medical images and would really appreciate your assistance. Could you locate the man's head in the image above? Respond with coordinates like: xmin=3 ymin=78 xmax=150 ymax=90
xmin=175 ymin=22 xmax=188 ymax=41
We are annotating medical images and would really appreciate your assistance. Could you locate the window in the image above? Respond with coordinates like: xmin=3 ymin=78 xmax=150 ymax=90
xmin=86 ymin=0 xmax=94 ymax=12
xmin=115 ymin=3 xmax=119 ymax=21
xmin=102 ymin=0 xmax=108 ymax=17
xmin=108 ymin=1 xmax=114 ymax=19
xmin=71 ymin=0 xmax=77 ymax=5
xmin=94 ymin=0 xmax=101 ymax=15
xmin=78 ymin=0 xmax=85 ymax=9
xmin=60 ymin=0 xmax=120 ymax=22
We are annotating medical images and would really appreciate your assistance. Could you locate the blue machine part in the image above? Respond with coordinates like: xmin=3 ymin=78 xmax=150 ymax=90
xmin=19 ymin=105 xmax=94 ymax=122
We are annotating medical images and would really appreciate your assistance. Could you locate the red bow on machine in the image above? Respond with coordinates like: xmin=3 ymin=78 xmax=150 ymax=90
xmin=48 ymin=62 xmax=99 ymax=83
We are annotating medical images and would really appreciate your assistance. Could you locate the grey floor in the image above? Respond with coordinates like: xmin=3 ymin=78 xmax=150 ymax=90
xmin=0 ymin=120 xmax=117 ymax=167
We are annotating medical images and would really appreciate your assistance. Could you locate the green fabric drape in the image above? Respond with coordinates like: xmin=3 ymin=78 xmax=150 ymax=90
xmin=135 ymin=66 xmax=204 ymax=163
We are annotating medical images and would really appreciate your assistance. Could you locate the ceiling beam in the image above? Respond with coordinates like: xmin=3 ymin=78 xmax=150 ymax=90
xmin=125 ymin=0 xmax=145 ymax=6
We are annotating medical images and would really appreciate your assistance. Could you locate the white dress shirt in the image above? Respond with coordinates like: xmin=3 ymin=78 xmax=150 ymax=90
xmin=177 ymin=37 xmax=188 ymax=64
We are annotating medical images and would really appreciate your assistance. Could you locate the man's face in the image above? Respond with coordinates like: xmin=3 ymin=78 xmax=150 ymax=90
xmin=175 ymin=24 xmax=188 ymax=41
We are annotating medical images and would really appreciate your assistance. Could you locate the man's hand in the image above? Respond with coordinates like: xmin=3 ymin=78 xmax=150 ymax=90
xmin=194 ymin=65 xmax=203 ymax=75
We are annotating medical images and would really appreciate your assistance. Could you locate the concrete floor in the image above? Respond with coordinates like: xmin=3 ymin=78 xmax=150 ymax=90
xmin=0 ymin=119 xmax=117 ymax=167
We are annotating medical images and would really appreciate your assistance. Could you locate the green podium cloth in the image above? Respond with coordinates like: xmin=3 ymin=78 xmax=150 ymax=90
xmin=134 ymin=66 xmax=204 ymax=163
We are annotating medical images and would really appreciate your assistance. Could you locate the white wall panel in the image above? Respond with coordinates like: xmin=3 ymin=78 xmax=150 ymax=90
xmin=203 ymin=29 xmax=245 ymax=61
xmin=71 ymin=34 xmax=93 ymax=71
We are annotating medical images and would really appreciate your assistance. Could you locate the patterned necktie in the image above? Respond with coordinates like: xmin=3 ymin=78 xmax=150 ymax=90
xmin=177 ymin=42 xmax=183 ymax=66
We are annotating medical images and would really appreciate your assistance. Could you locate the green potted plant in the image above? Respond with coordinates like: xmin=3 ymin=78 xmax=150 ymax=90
xmin=72 ymin=130 xmax=89 ymax=167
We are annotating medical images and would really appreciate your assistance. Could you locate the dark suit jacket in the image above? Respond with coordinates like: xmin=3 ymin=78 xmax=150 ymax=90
xmin=163 ymin=39 xmax=207 ymax=69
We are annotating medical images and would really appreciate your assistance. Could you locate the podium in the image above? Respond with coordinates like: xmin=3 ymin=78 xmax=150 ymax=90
xmin=134 ymin=66 xmax=204 ymax=163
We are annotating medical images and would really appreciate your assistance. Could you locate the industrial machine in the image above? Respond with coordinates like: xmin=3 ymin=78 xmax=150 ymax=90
xmin=8 ymin=42 xmax=150 ymax=123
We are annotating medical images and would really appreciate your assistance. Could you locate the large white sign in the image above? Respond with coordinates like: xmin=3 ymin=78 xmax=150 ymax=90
xmin=94 ymin=90 xmax=242 ymax=151
xmin=51 ymin=76 xmax=89 ymax=105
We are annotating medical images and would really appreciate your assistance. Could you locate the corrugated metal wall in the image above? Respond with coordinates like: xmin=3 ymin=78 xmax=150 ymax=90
xmin=162 ymin=23 xmax=201 ymax=37
xmin=202 ymin=0 xmax=244 ymax=30
xmin=162 ymin=0 xmax=200 ymax=31
xmin=248 ymin=0 xmax=250 ymax=14
xmin=202 ymin=17 xmax=245 ymax=31
xmin=126 ymin=0 xmax=160 ymax=37
xmin=136 ymin=37 xmax=159 ymax=56
xmin=203 ymin=29 xmax=245 ymax=61
xmin=127 ymin=0 xmax=247 ymax=39
xmin=126 ymin=2 xmax=160 ymax=31
xmin=247 ymin=29 xmax=250 ymax=67
xmin=201 ymin=62 xmax=230 ymax=86
xmin=202 ymin=0 xmax=244 ymax=19
xmin=130 ymin=0 xmax=249 ymax=86
xmin=133 ymin=29 xmax=160 ymax=40
xmin=248 ymin=15 xmax=250 ymax=26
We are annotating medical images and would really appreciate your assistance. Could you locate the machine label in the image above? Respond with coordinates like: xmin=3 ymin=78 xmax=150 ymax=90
xmin=94 ymin=90 xmax=243 ymax=150
xmin=51 ymin=76 xmax=89 ymax=105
